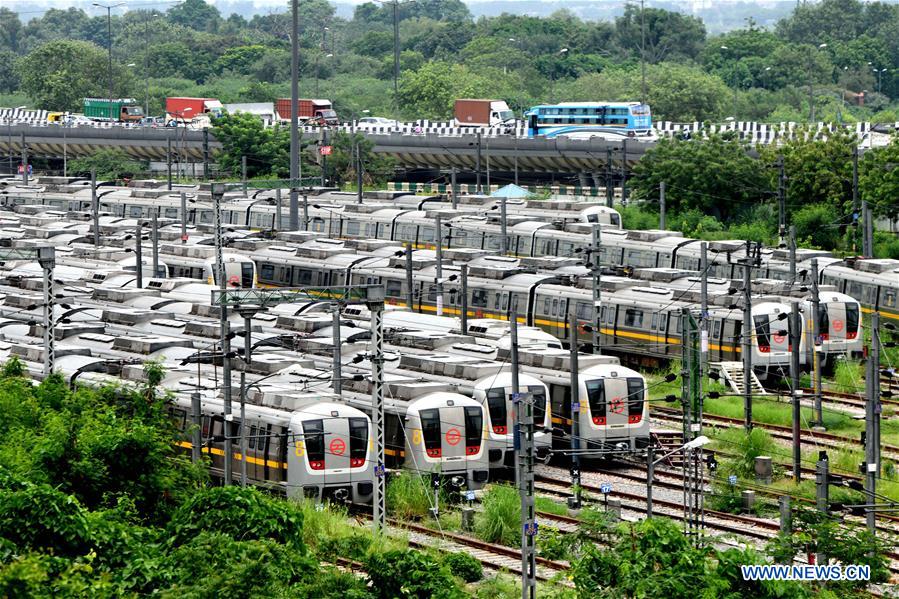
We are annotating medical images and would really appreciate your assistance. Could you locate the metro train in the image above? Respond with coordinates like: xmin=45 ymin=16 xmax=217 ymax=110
xmin=170 ymin=393 xmax=376 ymax=504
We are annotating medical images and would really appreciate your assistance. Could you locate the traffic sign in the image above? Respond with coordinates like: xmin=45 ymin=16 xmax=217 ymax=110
xmin=600 ymin=482 xmax=612 ymax=494
xmin=319 ymin=145 xmax=332 ymax=155
xmin=728 ymin=475 xmax=738 ymax=486
xmin=465 ymin=490 xmax=476 ymax=502
xmin=523 ymin=521 xmax=538 ymax=536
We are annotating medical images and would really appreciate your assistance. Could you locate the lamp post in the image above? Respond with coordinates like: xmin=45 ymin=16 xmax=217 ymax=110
xmin=720 ymin=46 xmax=738 ymax=118
xmin=551 ymin=48 xmax=568 ymax=102
xmin=93 ymin=2 xmax=125 ymax=121
xmin=647 ymin=435 xmax=711 ymax=518
xmin=807 ymin=43 xmax=828 ymax=123
xmin=873 ymin=67 xmax=888 ymax=94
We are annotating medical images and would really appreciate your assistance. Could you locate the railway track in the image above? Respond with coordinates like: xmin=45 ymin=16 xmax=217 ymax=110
xmin=387 ymin=518 xmax=572 ymax=583
xmin=651 ymin=406 xmax=899 ymax=461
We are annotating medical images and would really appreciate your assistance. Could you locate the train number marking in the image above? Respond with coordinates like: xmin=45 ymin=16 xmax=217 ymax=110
xmin=610 ymin=397 xmax=625 ymax=415
xmin=294 ymin=441 xmax=305 ymax=457
xmin=412 ymin=430 xmax=422 ymax=445
xmin=832 ymin=319 xmax=844 ymax=332
xmin=329 ymin=438 xmax=346 ymax=456
xmin=445 ymin=428 xmax=462 ymax=446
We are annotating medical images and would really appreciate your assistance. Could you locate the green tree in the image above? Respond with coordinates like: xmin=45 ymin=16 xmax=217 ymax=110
xmin=69 ymin=149 xmax=144 ymax=181
xmin=211 ymin=111 xmax=290 ymax=178
xmin=860 ymin=138 xmax=899 ymax=219
xmin=326 ymin=131 xmax=395 ymax=187
xmin=631 ymin=135 xmax=771 ymax=222
xmin=561 ymin=62 xmax=730 ymax=122
xmin=0 ymin=50 xmax=19 ymax=93
xmin=614 ymin=5 xmax=706 ymax=63
xmin=166 ymin=0 xmax=221 ymax=33
xmin=0 ymin=7 xmax=22 ymax=53
xmin=16 ymin=40 xmax=129 ymax=111
xmin=396 ymin=61 xmax=483 ymax=120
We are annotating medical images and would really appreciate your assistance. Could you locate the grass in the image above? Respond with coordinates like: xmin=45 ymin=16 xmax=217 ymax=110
xmin=833 ymin=359 xmax=865 ymax=394
xmin=476 ymin=484 xmax=520 ymax=546
xmin=535 ymin=495 xmax=570 ymax=516
xmin=386 ymin=472 xmax=437 ymax=520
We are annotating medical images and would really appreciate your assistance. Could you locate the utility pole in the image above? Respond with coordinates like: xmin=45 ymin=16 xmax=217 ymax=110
xmin=681 ymin=307 xmax=703 ymax=542
xmin=512 ymin=310 xmax=536 ymax=599
xmin=500 ymin=195 xmax=508 ymax=255
xmin=810 ymin=259 xmax=823 ymax=427
xmin=203 ymin=128 xmax=210 ymax=180
xmin=865 ymin=201 xmax=875 ymax=259
xmin=91 ymin=169 xmax=99 ymax=247
xmin=777 ymin=156 xmax=786 ymax=245
xmin=659 ymin=181 xmax=666 ymax=230
xmin=20 ymin=131 xmax=27 ymax=184
xmin=852 ymin=146 xmax=859 ymax=254
xmin=39 ymin=247 xmax=55 ymax=377
xmin=865 ymin=312 xmax=880 ymax=534
xmin=241 ymin=156 xmax=248 ymax=196
xmin=235 ymin=305 xmax=262 ymax=488
xmin=166 ymin=135 xmax=172 ymax=191
xmin=391 ymin=0 xmax=399 ymax=100
xmin=370 ymin=298 xmax=386 ymax=531
xmin=151 ymin=212 xmax=159 ymax=279
xmin=743 ymin=243 xmax=753 ymax=431
xmin=289 ymin=0 xmax=300 ymax=231
xmin=191 ymin=391 xmax=202 ymax=464
xmin=620 ymin=140 xmax=628 ymax=205
xmin=450 ymin=167 xmax=458 ymax=209
xmin=356 ymin=142 xmax=363 ymax=204
xmin=332 ymin=304 xmax=342 ymax=395
xmin=134 ymin=223 xmax=143 ymax=289
xmin=275 ymin=188 xmax=282 ymax=230
xmin=700 ymin=242 xmax=709 ymax=381
xmin=568 ymin=308 xmax=581 ymax=509
xmin=605 ymin=148 xmax=613 ymax=208
xmin=213 ymin=184 xmax=233 ymax=485
xmin=788 ymin=225 xmax=797 ymax=285
xmin=180 ymin=192 xmax=188 ymax=243
xmin=460 ymin=263 xmax=469 ymax=334
xmin=435 ymin=213 xmax=444 ymax=316
xmin=405 ymin=243 xmax=414 ymax=310
xmin=302 ymin=193 xmax=309 ymax=231
xmin=790 ymin=301 xmax=802 ymax=484
xmin=476 ymin=130 xmax=483 ymax=194
xmin=591 ymin=225 xmax=602 ymax=353
xmin=639 ymin=0 xmax=647 ymax=105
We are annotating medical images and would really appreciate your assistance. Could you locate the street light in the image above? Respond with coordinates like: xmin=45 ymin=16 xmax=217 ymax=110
xmin=93 ymin=2 xmax=125 ymax=121
xmin=873 ymin=67 xmax=888 ymax=94
xmin=720 ymin=46 xmax=739 ymax=118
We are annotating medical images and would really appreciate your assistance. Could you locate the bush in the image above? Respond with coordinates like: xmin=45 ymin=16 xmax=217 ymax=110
xmin=167 ymin=486 xmax=305 ymax=551
xmin=0 ymin=484 xmax=91 ymax=557
xmin=366 ymin=549 xmax=463 ymax=599
xmin=68 ymin=148 xmax=145 ymax=181
xmin=442 ymin=551 xmax=483 ymax=582
xmin=476 ymin=484 xmax=519 ymax=546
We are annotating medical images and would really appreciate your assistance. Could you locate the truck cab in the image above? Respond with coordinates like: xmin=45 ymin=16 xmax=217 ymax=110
xmin=311 ymin=109 xmax=338 ymax=126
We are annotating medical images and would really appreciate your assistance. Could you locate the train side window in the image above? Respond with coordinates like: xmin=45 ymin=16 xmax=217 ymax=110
xmin=651 ymin=313 xmax=658 ymax=329
xmin=624 ymin=309 xmax=643 ymax=327
xmin=551 ymin=298 xmax=559 ymax=316
xmin=386 ymin=280 xmax=402 ymax=297
xmin=494 ymin=293 xmax=501 ymax=310
xmin=510 ymin=294 xmax=520 ymax=312
xmin=543 ymin=298 xmax=551 ymax=314
xmin=598 ymin=305 xmax=605 ymax=323
xmin=659 ymin=315 xmax=667 ymax=331
xmin=260 ymin=264 xmax=274 ymax=281
xmin=201 ymin=415 xmax=211 ymax=438
xmin=713 ymin=320 xmax=722 ymax=337
xmin=882 ymin=288 xmax=896 ymax=308
xmin=472 ymin=289 xmax=488 ymax=307
xmin=577 ymin=302 xmax=591 ymax=321
xmin=248 ymin=425 xmax=257 ymax=449
xmin=346 ymin=221 xmax=360 ymax=236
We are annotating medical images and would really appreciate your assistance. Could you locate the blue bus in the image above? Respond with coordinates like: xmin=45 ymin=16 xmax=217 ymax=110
xmin=524 ymin=102 xmax=653 ymax=139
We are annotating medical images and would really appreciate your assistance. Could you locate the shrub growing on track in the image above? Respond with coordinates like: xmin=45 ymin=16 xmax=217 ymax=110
xmin=386 ymin=472 xmax=436 ymax=520
xmin=476 ymin=484 xmax=519 ymax=546
xmin=443 ymin=552 xmax=483 ymax=583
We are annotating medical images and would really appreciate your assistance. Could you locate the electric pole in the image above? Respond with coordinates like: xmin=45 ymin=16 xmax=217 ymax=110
xmin=512 ymin=310 xmax=536 ymax=599
xmin=332 ymin=304 xmax=342 ymax=395
xmin=743 ymin=242 xmax=753 ymax=431
xmin=852 ymin=146 xmax=859 ymax=254
xmin=20 ymin=131 xmax=27 ymax=184
xmin=620 ymin=140 xmax=628 ymax=205
xmin=788 ymin=225 xmax=797 ymax=285
xmin=213 ymin=184 xmax=233 ymax=485
xmin=591 ymin=224 xmax=602 ymax=352
xmin=91 ymin=169 xmax=99 ymax=247
xmin=460 ymin=263 xmax=469 ymax=334
xmin=568 ymin=308 xmax=581 ymax=509
xmin=659 ymin=181 xmax=666 ymax=230
xmin=435 ymin=213 xmax=444 ymax=316
xmin=777 ymin=156 xmax=786 ymax=245
xmin=405 ymin=243 xmax=414 ymax=311
xmin=865 ymin=312 xmax=880 ymax=535
xmin=476 ymin=130 xmax=483 ymax=194
xmin=810 ymin=259 xmax=823 ymax=427
xmin=289 ymin=0 xmax=300 ymax=231
xmin=790 ymin=301 xmax=802 ymax=484
xmin=500 ymin=195 xmax=508 ymax=255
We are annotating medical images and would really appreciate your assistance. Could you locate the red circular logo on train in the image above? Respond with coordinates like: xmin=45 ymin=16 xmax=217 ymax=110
xmin=610 ymin=397 xmax=625 ymax=415
xmin=833 ymin=319 xmax=844 ymax=332
xmin=445 ymin=428 xmax=462 ymax=446
xmin=773 ymin=333 xmax=785 ymax=344
xmin=228 ymin=275 xmax=240 ymax=286
xmin=329 ymin=438 xmax=346 ymax=456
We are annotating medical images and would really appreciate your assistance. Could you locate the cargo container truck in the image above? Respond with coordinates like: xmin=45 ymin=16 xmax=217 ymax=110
xmin=83 ymin=98 xmax=144 ymax=122
xmin=454 ymin=99 xmax=514 ymax=127
xmin=275 ymin=98 xmax=338 ymax=126
xmin=165 ymin=97 xmax=223 ymax=125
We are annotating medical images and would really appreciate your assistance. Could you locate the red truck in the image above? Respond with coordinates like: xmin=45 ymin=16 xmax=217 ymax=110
xmin=275 ymin=98 xmax=338 ymax=126
xmin=454 ymin=99 xmax=515 ymax=127
xmin=165 ymin=97 xmax=223 ymax=125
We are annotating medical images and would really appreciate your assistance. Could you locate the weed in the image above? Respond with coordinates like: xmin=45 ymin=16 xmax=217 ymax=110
xmin=476 ymin=485 xmax=520 ymax=546
xmin=475 ymin=572 xmax=519 ymax=598
xmin=534 ymin=496 xmax=568 ymax=516
xmin=538 ymin=528 xmax=576 ymax=561
xmin=386 ymin=472 xmax=436 ymax=520
xmin=833 ymin=359 xmax=864 ymax=394
xmin=711 ymin=427 xmax=777 ymax=478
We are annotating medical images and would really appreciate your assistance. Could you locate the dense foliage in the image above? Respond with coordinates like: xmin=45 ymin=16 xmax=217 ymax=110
xmin=4 ymin=0 xmax=899 ymax=123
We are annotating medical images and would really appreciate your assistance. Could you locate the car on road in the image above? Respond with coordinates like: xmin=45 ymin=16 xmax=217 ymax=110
xmin=357 ymin=116 xmax=398 ymax=128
